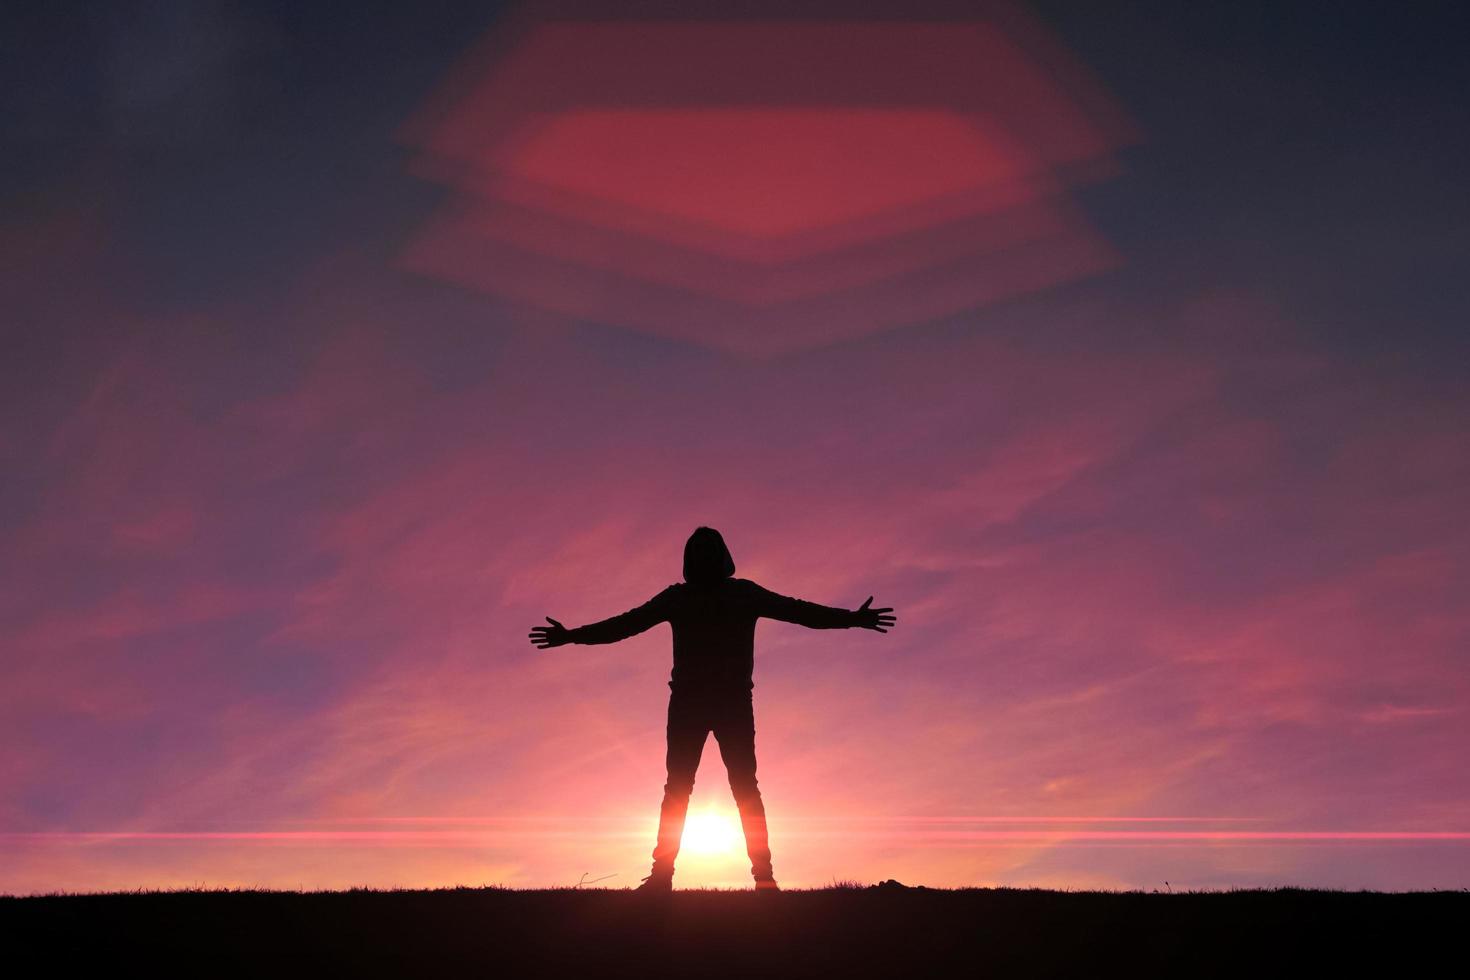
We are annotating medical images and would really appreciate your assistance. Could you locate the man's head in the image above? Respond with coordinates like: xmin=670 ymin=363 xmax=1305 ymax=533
xmin=683 ymin=526 xmax=736 ymax=585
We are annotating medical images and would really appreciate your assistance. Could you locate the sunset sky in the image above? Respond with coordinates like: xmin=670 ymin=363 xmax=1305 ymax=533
xmin=3 ymin=1 xmax=1468 ymax=894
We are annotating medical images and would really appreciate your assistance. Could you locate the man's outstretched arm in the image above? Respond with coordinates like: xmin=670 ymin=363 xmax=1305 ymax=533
xmin=529 ymin=586 xmax=677 ymax=649
xmin=753 ymin=583 xmax=897 ymax=632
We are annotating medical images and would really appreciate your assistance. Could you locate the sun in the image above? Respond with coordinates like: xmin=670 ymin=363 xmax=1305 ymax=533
xmin=681 ymin=810 xmax=741 ymax=856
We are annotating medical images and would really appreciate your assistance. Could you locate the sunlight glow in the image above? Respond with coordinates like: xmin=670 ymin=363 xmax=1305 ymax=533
xmin=681 ymin=810 xmax=742 ymax=856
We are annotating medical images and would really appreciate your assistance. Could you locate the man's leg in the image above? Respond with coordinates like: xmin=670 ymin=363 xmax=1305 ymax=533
xmin=713 ymin=693 xmax=774 ymax=882
xmin=650 ymin=692 xmax=708 ymax=879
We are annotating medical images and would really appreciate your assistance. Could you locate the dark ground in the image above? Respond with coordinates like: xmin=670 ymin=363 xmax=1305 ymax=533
xmin=3 ymin=883 xmax=1464 ymax=978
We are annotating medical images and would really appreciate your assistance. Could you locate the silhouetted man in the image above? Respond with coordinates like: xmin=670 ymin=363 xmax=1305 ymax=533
xmin=528 ymin=526 xmax=896 ymax=893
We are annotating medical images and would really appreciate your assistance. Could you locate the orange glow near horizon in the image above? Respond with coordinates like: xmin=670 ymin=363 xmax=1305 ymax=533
xmin=7 ymin=816 xmax=1470 ymax=894
xmin=11 ymin=827 xmax=1470 ymax=844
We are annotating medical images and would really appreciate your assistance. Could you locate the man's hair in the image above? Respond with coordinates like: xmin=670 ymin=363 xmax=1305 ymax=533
xmin=683 ymin=526 xmax=736 ymax=584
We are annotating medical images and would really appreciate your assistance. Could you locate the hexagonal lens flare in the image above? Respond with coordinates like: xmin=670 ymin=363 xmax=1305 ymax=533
xmin=399 ymin=3 xmax=1135 ymax=356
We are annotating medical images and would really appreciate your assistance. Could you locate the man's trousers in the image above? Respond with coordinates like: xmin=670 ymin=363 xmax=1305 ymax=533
xmin=650 ymin=687 xmax=774 ymax=880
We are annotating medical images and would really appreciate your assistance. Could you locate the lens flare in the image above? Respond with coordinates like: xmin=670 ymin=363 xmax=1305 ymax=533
xmin=398 ymin=2 xmax=1135 ymax=356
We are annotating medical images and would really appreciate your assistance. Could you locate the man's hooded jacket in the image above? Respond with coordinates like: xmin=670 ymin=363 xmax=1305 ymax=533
xmin=566 ymin=527 xmax=856 ymax=693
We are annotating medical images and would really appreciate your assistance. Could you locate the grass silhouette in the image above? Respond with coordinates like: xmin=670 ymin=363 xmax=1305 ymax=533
xmin=4 ymin=883 xmax=1464 ymax=977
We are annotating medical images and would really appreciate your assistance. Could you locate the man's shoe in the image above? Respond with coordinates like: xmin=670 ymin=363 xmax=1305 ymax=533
xmin=753 ymin=877 xmax=780 ymax=893
xmin=635 ymin=872 xmax=673 ymax=894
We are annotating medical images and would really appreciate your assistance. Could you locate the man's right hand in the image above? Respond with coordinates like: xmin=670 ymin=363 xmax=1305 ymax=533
xmin=529 ymin=616 xmax=571 ymax=649
xmin=851 ymin=597 xmax=897 ymax=633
